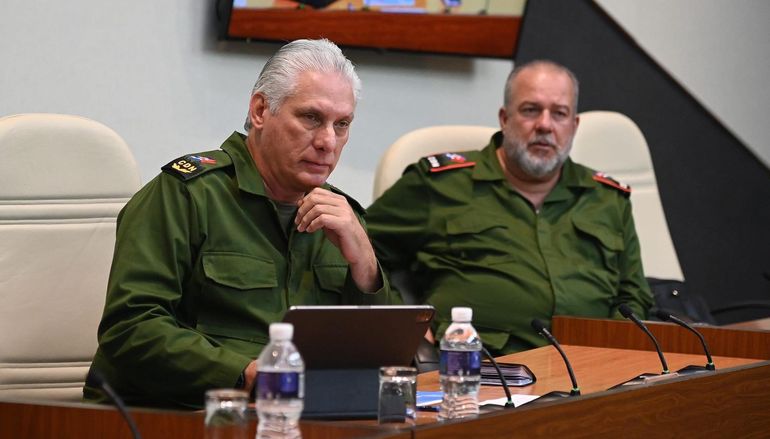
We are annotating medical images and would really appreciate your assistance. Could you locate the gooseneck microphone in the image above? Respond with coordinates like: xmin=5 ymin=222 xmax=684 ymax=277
xmin=618 ymin=303 xmax=670 ymax=375
xmin=481 ymin=346 xmax=515 ymax=408
xmin=655 ymin=309 xmax=716 ymax=371
xmin=88 ymin=369 xmax=143 ymax=439
xmin=531 ymin=319 xmax=580 ymax=396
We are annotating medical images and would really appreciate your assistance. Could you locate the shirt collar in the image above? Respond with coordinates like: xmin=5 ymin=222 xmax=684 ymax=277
xmin=220 ymin=132 xmax=268 ymax=197
xmin=471 ymin=132 xmax=507 ymax=181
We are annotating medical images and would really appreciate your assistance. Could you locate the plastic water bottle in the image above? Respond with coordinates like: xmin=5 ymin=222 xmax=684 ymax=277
xmin=438 ymin=307 xmax=482 ymax=420
xmin=256 ymin=323 xmax=304 ymax=439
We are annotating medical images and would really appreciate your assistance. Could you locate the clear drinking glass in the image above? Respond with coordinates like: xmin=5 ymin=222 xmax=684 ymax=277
xmin=378 ymin=366 xmax=417 ymax=425
xmin=204 ymin=389 xmax=249 ymax=439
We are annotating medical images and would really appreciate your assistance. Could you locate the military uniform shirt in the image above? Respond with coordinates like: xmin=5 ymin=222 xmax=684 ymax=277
xmin=367 ymin=132 xmax=652 ymax=354
xmin=86 ymin=132 xmax=391 ymax=408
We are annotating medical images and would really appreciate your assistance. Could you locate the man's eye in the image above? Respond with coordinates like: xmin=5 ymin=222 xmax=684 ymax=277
xmin=520 ymin=107 xmax=540 ymax=116
xmin=553 ymin=110 xmax=569 ymax=120
xmin=335 ymin=120 xmax=350 ymax=130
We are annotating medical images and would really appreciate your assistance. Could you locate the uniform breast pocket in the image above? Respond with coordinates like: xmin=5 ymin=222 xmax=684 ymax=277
xmin=202 ymin=251 xmax=278 ymax=290
xmin=571 ymin=218 xmax=625 ymax=274
xmin=444 ymin=214 xmax=515 ymax=264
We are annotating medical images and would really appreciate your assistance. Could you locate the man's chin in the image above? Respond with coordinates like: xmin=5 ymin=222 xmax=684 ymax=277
xmin=297 ymin=173 xmax=330 ymax=190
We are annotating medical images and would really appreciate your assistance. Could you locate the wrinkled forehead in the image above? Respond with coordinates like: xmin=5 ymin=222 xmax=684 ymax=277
xmin=287 ymin=70 xmax=356 ymax=114
xmin=509 ymin=66 xmax=577 ymax=110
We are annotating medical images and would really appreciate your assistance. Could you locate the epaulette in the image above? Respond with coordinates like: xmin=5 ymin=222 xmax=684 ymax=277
xmin=161 ymin=152 xmax=230 ymax=181
xmin=328 ymin=184 xmax=366 ymax=216
xmin=593 ymin=172 xmax=631 ymax=198
xmin=420 ymin=152 xmax=476 ymax=173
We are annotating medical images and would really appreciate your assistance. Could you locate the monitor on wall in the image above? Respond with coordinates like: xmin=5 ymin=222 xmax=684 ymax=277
xmin=216 ymin=0 xmax=526 ymax=59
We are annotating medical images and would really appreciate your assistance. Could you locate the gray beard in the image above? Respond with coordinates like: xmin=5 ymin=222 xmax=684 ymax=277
xmin=508 ymin=137 xmax=572 ymax=178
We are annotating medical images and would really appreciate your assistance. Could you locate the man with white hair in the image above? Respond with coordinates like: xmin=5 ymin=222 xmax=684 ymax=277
xmin=367 ymin=60 xmax=652 ymax=355
xmin=85 ymin=39 xmax=391 ymax=408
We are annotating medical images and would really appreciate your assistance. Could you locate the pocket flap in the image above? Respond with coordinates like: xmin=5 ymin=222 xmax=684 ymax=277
xmin=202 ymin=252 xmax=277 ymax=290
xmin=572 ymin=218 xmax=624 ymax=251
xmin=446 ymin=215 xmax=504 ymax=235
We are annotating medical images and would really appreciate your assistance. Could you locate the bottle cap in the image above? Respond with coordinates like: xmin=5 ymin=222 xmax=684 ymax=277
xmin=451 ymin=307 xmax=473 ymax=322
xmin=269 ymin=323 xmax=294 ymax=341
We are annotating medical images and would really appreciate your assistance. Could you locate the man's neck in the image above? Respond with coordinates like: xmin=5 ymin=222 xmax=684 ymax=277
xmin=496 ymin=147 xmax=561 ymax=211
xmin=246 ymin=133 xmax=304 ymax=204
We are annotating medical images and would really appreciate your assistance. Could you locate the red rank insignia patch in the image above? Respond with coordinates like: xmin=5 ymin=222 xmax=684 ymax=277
xmin=426 ymin=152 xmax=476 ymax=173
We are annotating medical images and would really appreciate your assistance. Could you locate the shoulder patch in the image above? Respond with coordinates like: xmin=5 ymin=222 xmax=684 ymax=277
xmin=162 ymin=153 xmax=228 ymax=181
xmin=593 ymin=172 xmax=631 ymax=197
xmin=421 ymin=152 xmax=476 ymax=173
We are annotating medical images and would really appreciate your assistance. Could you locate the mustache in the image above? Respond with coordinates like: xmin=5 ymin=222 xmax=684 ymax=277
xmin=527 ymin=136 xmax=557 ymax=148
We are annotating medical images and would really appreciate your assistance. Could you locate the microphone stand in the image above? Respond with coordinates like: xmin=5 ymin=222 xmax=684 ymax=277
xmin=522 ymin=319 xmax=580 ymax=405
xmin=88 ymin=369 xmax=143 ymax=439
xmin=655 ymin=310 xmax=715 ymax=375
xmin=612 ymin=304 xmax=679 ymax=389
xmin=480 ymin=347 xmax=515 ymax=409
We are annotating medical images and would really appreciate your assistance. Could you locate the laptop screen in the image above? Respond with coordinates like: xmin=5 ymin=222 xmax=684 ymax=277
xmin=282 ymin=305 xmax=435 ymax=369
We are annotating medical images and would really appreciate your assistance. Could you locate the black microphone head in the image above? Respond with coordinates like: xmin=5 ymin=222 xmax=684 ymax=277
xmin=87 ymin=368 xmax=106 ymax=387
xmin=654 ymin=309 xmax=672 ymax=322
xmin=618 ymin=303 xmax=634 ymax=318
xmin=531 ymin=318 xmax=546 ymax=333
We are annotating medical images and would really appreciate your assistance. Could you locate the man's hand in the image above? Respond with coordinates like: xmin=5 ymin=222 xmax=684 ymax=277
xmin=295 ymin=188 xmax=382 ymax=292
xmin=243 ymin=359 xmax=258 ymax=394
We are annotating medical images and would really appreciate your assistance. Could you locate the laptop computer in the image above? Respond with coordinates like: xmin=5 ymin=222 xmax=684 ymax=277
xmin=281 ymin=305 xmax=435 ymax=419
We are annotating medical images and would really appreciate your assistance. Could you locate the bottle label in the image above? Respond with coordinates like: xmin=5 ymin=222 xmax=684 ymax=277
xmin=257 ymin=371 xmax=302 ymax=399
xmin=439 ymin=350 xmax=481 ymax=376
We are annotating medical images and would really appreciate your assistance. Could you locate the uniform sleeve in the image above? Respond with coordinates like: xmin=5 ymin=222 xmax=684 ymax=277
xmin=366 ymin=166 xmax=432 ymax=302
xmin=612 ymin=198 xmax=654 ymax=319
xmin=96 ymin=173 xmax=251 ymax=407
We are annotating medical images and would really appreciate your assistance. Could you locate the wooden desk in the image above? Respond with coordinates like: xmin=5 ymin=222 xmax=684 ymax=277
xmin=0 ymin=399 xmax=407 ymax=439
xmin=414 ymin=358 xmax=770 ymax=438
xmin=724 ymin=316 xmax=770 ymax=331
xmin=410 ymin=317 xmax=770 ymax=437
xmin=551 ymin=315 xmax=770 ymax=359
xmin=4 ymin=317 xmax=769 ymax=438
xmin=417 ymin=345 xmax=761 ymax=399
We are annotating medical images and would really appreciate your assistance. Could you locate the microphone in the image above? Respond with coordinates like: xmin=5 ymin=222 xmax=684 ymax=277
xmin=88 ymin=369 xmax=143 ymax=439
xmin=526 ymin=319 xmax=580 ymax=403
xmin=480 ymin=347 xmax=515 ymax=409
xmin=655 ymin=309 xmax=716 ymax=373
xmin=618 ymin=303 xmax=670 ymax=375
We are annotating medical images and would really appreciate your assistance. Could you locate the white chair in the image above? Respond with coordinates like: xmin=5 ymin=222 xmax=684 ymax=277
xmin=0 ymin=113 xmax=141 ymax=401
xmin=372 ymin=125 xmax=498 ymax=200
xmin=372 ymin=111 xmax=683 ymax=282
xmin=571 ymin=111 xmax=683 ymax=281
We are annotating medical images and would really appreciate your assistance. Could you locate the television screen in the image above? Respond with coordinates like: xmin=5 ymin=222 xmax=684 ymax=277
xmin=216 ymin=0 xmax=526 ymax=58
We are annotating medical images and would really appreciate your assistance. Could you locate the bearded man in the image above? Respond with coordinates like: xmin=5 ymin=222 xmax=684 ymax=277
xmin=366 ymin=60 xmax=652 ymax=355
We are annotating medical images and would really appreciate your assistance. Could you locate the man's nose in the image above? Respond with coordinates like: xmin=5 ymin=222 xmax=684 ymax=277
xmin=535 ymin=110 xmax=554 ymax=133
xmin=313 ymin=124 xmax=336 ymax=151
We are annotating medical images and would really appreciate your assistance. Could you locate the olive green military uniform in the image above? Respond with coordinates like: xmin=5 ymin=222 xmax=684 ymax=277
xmin=367 ymin=132 xmax=652 ymax=354
xmin=85 ymin=132 xmax=391 ymax=408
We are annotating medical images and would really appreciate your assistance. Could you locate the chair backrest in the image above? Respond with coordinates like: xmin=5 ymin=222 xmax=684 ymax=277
xmin=372 ymin=111 xmax=683 ymax=281
xmin=571 ymin=111 xmax=683 ymax=281
xmin=0 ymin=113 xmax=141 ymax=401
xmin=372 ymin=125 xmax=498 ymax=199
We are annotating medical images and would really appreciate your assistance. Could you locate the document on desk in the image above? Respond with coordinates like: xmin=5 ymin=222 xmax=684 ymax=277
xmin=481 ymin=395 xmax=540 ymax=407
xmin=417 ymin=391 xmax=540 ymax=409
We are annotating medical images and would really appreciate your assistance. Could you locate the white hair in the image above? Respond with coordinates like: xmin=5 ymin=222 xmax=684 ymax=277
xmin=244 ymin=39 xmax=361 ymax=131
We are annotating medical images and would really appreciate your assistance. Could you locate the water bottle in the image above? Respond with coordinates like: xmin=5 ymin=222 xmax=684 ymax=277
xmin=438 ymin=307 xmax=482 ymax=420
xmin=256 ymin=323 xmax=304 ymax=439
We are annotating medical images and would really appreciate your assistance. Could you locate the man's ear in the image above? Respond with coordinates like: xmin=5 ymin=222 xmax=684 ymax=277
xmin=249 ymin=93 xmax=269 ymax=129
xmin=498 ymin=106 xmax=509 ymax=129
